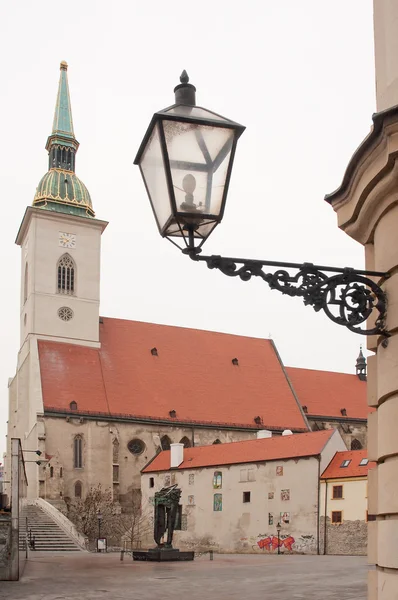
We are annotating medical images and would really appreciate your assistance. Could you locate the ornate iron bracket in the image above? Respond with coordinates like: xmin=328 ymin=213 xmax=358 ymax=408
xmin=189 ymin=253 xmax=389 ymax=336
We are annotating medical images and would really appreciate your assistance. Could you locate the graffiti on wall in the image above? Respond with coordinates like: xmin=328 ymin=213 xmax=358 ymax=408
xmin=256 ymin=533 xmax=315 ymax=553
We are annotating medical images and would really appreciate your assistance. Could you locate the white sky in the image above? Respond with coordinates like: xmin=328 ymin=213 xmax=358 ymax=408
xmin=0 ymin=1 xmax=376 ymax=458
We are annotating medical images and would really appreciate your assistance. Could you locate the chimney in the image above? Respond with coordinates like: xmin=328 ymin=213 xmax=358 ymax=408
xmin=257 ymin=430 xmax=272 ymax=439
xmin=170 ymin=443 xmax=184 ymax=469
xmin=282 ymin=429 xmax=293 ymax=436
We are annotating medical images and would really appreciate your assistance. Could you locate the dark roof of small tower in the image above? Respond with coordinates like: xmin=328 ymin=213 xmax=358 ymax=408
xmin=33 ymin=62 xmax=94 ymax=218
xmin=356 ymin=347 xmax=366 ymax=367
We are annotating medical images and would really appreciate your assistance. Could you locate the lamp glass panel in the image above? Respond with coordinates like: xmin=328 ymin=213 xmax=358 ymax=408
xmin=162 ymin=120 xmax=234 ymax=218
xmin=140 ymin=123 xmax=172 ymax=231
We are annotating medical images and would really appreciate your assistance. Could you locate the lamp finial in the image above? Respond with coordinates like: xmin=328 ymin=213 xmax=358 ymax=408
xmin=180 ymin=70 xmax=189 ymax=84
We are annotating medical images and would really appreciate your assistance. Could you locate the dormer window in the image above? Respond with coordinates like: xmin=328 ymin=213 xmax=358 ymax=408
xmin=340 ymin=459 xmax=351 ymax=468
xmin=70 ymin=401 xmax=77 ymax=411
xmin=359 ymin=458 xmax=369 ymax=466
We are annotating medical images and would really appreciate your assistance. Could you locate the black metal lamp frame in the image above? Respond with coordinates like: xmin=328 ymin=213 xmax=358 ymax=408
xmin=185 ymin=232 xmax=388 ymax=337
xmin=134 ymin=72 xmax=245 ymax=251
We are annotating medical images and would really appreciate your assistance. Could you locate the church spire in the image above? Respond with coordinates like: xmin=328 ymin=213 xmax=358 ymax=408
xmin=33 ymin=62 xmax=94 ymax=218
xmin=356 ymin=346 xmax=367 ymax=381
xmin=52 ymin=61 xmax=75 ymax=140
xmin=45 ymin=61 xmax=79 ymax=172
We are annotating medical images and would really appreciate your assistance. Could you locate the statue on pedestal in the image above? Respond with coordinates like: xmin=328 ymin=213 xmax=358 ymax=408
xmin=153 ymin=484 xmax=181 ymax=549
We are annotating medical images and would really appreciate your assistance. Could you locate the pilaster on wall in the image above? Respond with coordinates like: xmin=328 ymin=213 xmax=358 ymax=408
xmin=326 ymin=107 xmax=398 ymax=599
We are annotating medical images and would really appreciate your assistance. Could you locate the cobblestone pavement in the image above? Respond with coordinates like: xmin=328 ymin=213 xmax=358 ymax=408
xmin=0 ymin=552 xmax=368 ymax=600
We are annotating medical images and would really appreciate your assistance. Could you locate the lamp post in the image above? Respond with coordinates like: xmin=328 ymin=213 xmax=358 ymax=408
xmin=135 ymin=73 xmax=389 ymax=338
xmin=276 ymin=521 xmax=281 ymax=555
xmin=97 ymin=511 xmax=103 ymax=550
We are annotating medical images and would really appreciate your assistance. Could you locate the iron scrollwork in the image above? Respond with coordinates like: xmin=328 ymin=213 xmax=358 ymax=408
xmin=190 ymin=254 xmax=388 ymax=336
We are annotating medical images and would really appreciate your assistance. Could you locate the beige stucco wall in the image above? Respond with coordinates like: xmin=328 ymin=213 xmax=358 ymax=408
xmin=141 ymin=431 xmax=345 ymax=554
xmin=320 ymin=478 xmax=368 ymax=522
xmin=143 ymin=457 xmax=320 ymax=554
xmin=374 ymin=0 xmax=398 ymax=112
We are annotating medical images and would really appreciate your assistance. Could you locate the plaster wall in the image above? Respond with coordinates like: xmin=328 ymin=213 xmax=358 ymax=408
xmin=374 ymin=0 xmax=398 ymax=112
xmin=142 ymin=457 xmax=320 ymax=554
xmin=141 ymin=432 xmax=345 ymax=554
xmin=320 ymin=478 xmax=368 ymax=522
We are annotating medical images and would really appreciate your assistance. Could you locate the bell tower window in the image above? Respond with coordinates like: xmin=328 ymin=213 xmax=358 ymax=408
xmin=57 ymin=254 xmax=75 ymax=295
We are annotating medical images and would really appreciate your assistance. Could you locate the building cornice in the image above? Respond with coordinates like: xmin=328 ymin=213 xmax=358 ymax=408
xmin=307 ymin=414 xmax=368 ymax=424
xmin=324 ymin=105 xmax=398 ymax=244
xmin=15 ymin=206 xmax=108 ymax=246
xmin=43 ymin=407 xmax=308 ymax=433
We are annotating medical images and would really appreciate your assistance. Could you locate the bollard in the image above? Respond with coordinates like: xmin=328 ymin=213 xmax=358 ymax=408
xmin=120 ymin=549 xmax=124 ymax=561
xmin=210 ymin=550 xmax=213 ymax=561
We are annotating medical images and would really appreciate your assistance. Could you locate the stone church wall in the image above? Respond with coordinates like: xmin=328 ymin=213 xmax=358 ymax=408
xmin=41 ymin=416 xmax=257 ymax=511
xmin=309 ymin=419 xmax=367 ymax=450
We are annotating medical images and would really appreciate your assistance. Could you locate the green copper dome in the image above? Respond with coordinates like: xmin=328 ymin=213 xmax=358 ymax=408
xmin=33 ymin=168 xmax=94 ymax=217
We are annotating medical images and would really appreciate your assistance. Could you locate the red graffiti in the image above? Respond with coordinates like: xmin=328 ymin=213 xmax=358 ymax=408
xmin=257 ymin=536 xmax=272 ymax=550
xmin=282 ymin=536 xmax=295 ymax=551
xmin=257 ymin=535 xmax=295 ymax=552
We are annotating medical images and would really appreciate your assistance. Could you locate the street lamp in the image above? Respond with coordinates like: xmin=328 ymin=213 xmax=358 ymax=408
xmin=134 ymin=70 xmax=245 ymax=252
xmin=276 ymin=521 xmax=282 ymax=555
xmin=135 ymin=73 xmax=389 ymax=337
xmin=97 ymin=511 xmax=103 ymax=546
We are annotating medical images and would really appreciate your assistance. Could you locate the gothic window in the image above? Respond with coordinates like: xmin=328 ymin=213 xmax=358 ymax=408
xmin=50 ymin=466 xmax=54 ymax=478
xmin=161 ymin=435 xmax=171 ymax=451
xmin=57 ymin=254 xmax=75 ymax=295
xmin=73 ymin=436 xmax=83 ymax=468
xmin=23 ymin=263 xmax=28 ymax=304
xmin=179 ymin=436 xmax=191 ymax=448
xmin=351 ymin=438 xmax=362 ymax=451
xmin=113 ymin=439 xmax=119 ymax=463
xmin=60 ymin=468 xmax=63 ymax=478
xmin=74 ymin=481 xmax=82 ymax=498
xmin=213 ymin=471 xmax=222 ymax=489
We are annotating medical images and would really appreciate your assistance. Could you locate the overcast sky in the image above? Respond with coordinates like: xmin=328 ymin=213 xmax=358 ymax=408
xmin=0 ymin=1 xmax=376 ymax=458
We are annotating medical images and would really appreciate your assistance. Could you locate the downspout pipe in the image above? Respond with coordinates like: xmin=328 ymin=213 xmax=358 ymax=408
xmin=323 ymin=480 xmax=328 ymax=555
xmin=317 ymin=455 xmax=321 ymax=555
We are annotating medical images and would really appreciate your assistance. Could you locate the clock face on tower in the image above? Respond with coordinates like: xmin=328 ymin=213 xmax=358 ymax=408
xmin=59 ymin=232 xmax=76 ymax=249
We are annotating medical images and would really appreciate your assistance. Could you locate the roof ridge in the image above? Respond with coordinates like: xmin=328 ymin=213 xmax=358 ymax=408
xmin=99 ymin=315 xmax=273 ymax=343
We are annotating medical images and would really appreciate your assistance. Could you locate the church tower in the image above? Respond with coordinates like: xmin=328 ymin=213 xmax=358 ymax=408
xmin=16 ymin=62 xmax=107 ymax=348
xmin=5 ymin=63 xmax=107 ymax=498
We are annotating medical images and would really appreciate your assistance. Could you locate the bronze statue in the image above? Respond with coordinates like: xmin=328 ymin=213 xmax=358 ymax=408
xmin=153 ymin=484 xmax=182 ymax=549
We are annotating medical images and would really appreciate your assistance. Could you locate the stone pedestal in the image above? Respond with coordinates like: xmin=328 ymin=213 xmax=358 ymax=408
xmin=133 ymin=548 xmax=194 ymax=562
xmin=326 ymin=106 xmax=398 ymax=599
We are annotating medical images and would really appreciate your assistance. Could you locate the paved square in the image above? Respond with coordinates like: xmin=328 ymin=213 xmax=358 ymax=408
xmin=0 ymin=552 xmax=368 ymax=600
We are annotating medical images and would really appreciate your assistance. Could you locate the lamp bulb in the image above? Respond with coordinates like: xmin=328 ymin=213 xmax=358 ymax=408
xmin=182 ymin=174 xmax=196 ymax=194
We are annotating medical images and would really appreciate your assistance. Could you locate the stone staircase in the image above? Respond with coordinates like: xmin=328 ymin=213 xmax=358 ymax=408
xmin=20 ymin=504 xmax=83 ymax=552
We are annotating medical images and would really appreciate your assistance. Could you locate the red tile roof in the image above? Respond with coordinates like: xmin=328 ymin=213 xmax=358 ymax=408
xmin=38 ymin=318 xmax=308 ymax=431
xmin=321 ymin=450 xmax=376 ymax=479
xmin=286 ymin=367 xmax=370 ymax=419
xmin=143 ymin=430 xmax=335 ymax=472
